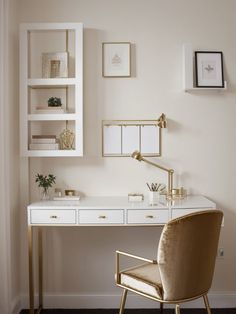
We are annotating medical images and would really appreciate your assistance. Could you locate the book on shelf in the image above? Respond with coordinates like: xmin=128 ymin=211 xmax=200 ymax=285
xmin=32 ymin=135 xmax=57 ymax=139
xmin=29 ymin=143 xmax=59 ymax=150
xmin=31 ymin=138 xmax=57 ymax=144
xmin=35 ymin=106 xmax=65 ymax=114
xmin=32 ymin=135 xmax=57 ymax=143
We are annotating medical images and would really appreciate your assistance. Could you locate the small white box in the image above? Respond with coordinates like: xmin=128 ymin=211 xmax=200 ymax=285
xmin=128 ymin=194 xmax=144 ymax=202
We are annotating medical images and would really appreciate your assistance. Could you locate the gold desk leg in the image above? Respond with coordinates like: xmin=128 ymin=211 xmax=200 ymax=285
xmin=38 ymin=227 xmax=43 ymax=309
xmin=28 ymin=226 xmax=34 ymax=314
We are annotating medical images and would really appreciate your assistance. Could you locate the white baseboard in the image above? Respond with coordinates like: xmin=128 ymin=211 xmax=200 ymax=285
xmin=19 ymin=292 xmax=236 ymax=310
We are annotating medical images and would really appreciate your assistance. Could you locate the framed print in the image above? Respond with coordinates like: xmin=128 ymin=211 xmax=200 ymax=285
xmin=102 ymin=42 xmax=131 ymax=77
xmin=42 ymin=52 xmax=68 ymax=78
xmin=195 ymin=51 xmax=224 ymax=88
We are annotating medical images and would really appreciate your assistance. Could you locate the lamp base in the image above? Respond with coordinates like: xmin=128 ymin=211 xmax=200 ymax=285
xmin=166 ymin=187 xmax=187 ymax=200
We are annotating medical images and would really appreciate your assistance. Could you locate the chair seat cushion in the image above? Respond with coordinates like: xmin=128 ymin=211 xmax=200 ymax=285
xmin=120 ymin=263 xmax=163 ymax=299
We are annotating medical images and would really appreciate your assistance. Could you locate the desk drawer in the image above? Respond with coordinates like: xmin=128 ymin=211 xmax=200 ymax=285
xmin=127 ymin=209 xmax=168 ymax=224
xmin=30 ymin=209 xmax=76 ymax=224
xmin=79 ymin=210 xmax=124 ymax=224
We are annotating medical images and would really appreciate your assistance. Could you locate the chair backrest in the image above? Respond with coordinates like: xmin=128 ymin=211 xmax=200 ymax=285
xmin=157 ymin=210 xmax=223 ymax=302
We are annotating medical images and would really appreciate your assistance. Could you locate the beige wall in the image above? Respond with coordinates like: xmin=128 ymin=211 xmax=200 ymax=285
xmin=19 ymin=0 xmax=236 ymax=308
xmin=0 ymin=0 xmax=20 ymax=313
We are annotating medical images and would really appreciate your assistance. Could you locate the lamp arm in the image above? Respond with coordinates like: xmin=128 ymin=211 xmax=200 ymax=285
xmin=141 ymin=157 xmax=174 ymax=174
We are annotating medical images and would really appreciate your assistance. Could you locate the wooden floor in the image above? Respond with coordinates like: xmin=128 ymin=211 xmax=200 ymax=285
xmin=20 ymin=309 xmax=236 ymax=314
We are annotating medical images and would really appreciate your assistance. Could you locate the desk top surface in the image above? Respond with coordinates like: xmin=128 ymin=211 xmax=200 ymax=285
xmin=28 ymin=195 xmax=216 ymax=210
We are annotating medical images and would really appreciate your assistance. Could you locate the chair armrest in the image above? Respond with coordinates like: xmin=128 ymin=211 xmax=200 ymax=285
xmin=115 ymin=250 xmax=157 ymax=284
xmin=116 ymin=250 xmax=157 ymax=264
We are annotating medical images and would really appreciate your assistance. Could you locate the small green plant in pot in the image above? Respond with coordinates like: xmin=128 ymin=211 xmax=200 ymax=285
xmin=35 ymin=173 xmax=56 ymax=200
xmin=48 ymin=97 xmax=62 ymax=107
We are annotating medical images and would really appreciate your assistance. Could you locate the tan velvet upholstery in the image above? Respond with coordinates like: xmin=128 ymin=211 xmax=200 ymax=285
xmin=118 ymin=210 xmax=223 ymax=304
xmin=157 ymin=210 xmax=223 ymax=301
xmin=120 ymin=263 xmax=162 ymax=298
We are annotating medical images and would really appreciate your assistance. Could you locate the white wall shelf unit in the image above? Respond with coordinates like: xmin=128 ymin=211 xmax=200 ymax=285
xmin=183 ymin=43 xmax=227 ymax=92
xmin=20 ymin=23 xmax=83 ymax=157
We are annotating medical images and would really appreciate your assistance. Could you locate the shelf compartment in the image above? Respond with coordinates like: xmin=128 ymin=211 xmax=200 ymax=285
xmin=28 ymin=120 xmax=76 ymax=152
xmin=28 ymin=85 xmax=75 ymax=114
xmin=27 ymin=28 xmax=75 ymax=79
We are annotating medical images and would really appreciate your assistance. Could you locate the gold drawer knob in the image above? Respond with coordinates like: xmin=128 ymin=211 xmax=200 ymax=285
xmin=146 ymin=215 xmax=154 ymax=219
xmin=98 ymin=215 xmax=107 ymax=219
xmin=50 ymin=215 xmax=58 ymax=219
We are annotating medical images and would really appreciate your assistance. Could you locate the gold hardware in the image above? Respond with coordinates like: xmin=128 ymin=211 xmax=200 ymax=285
xmin=157 ymin=113 xmax=167 ymax=128
xmin=98 ymin=215 xmax=107 ymax=219
xmin=171 ymin=187 xmax=186 ymax=199
xmin=50 ymin=215 xmax=58 ymax=219
xmin=146 ymin=215 xmax=154 ymax=219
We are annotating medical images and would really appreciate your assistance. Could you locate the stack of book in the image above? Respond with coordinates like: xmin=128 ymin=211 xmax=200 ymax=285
xmin=29 ymin=135 xmax=59 ymax=150
xmin=35 ymin=106 xmax=64 ymax=114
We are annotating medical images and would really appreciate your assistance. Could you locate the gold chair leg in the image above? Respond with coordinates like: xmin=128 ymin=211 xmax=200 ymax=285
xmin=175 ymin=304 xmax=180 ymax=314
xmin=119 ymin=289 xmax=128 ymax=314
xmin=203 ymin=294 xmax=211 ymax=314
xmin=160 ymin=302 xmax=164 ymax=314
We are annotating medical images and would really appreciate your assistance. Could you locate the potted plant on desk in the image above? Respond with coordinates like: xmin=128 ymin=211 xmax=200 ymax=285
xmin=35 ymin=173 xmax=56 ymax=200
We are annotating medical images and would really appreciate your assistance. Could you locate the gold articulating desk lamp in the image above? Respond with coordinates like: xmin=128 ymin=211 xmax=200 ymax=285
xmin=131 ymin=151 xmax=185 ymax=200
xmin=131 ymin=114 xmax=185 ymax=200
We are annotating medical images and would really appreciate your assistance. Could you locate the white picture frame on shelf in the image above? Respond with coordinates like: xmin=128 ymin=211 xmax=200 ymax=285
xmin=42 ymin=52 xmax=68 ymax=78
xmin=102 ymin=42 xmax=131 ymax=77
xmin=195 ymin=51 xmax=224 ymax=88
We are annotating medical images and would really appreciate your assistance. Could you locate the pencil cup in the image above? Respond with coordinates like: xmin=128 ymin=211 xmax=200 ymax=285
xmin=149 ymin=191 xmax=159 ymax=205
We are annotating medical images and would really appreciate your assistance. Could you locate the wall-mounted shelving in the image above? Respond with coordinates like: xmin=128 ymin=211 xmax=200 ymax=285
xmin=183 ymin=43 xmax=227 ymax=92
xmin=20 ymin=23 xmax=83 ymax=157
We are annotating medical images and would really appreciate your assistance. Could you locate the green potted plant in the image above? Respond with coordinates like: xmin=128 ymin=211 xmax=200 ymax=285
xmin=48 ymin=97 xmax=62 ymax=107
xmin=35 ymin=173 xmax=56 ymax=200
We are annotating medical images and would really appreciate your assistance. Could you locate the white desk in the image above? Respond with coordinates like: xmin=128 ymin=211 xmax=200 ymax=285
xmin=27 ymin=195 xmax=216 ymax=313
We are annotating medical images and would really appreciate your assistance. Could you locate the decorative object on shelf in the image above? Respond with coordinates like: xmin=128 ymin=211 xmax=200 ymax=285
xmin=48 ymin=97 xmax=62 ymax=107
xmin=59 ymin=124 xmax=75 ymax=150
xmin=102 ymin=42 xmax=131 ymax=77
xmin=35 ymin=173 xmax=56 ymax=201
xmin=131 ymin=151 xmax=186 ymax=200
xmin=128 ymin=193 xmax=144 ymax=202
xmin=195 ymin=51 xmax=224 ymax=88
xmin=42 ymin=52 xmax=68 ymax=78
xmin=102 ymin=113 xmax=166 ymax=157
xmin=30 ymin=135 xmax=59 ymax=150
